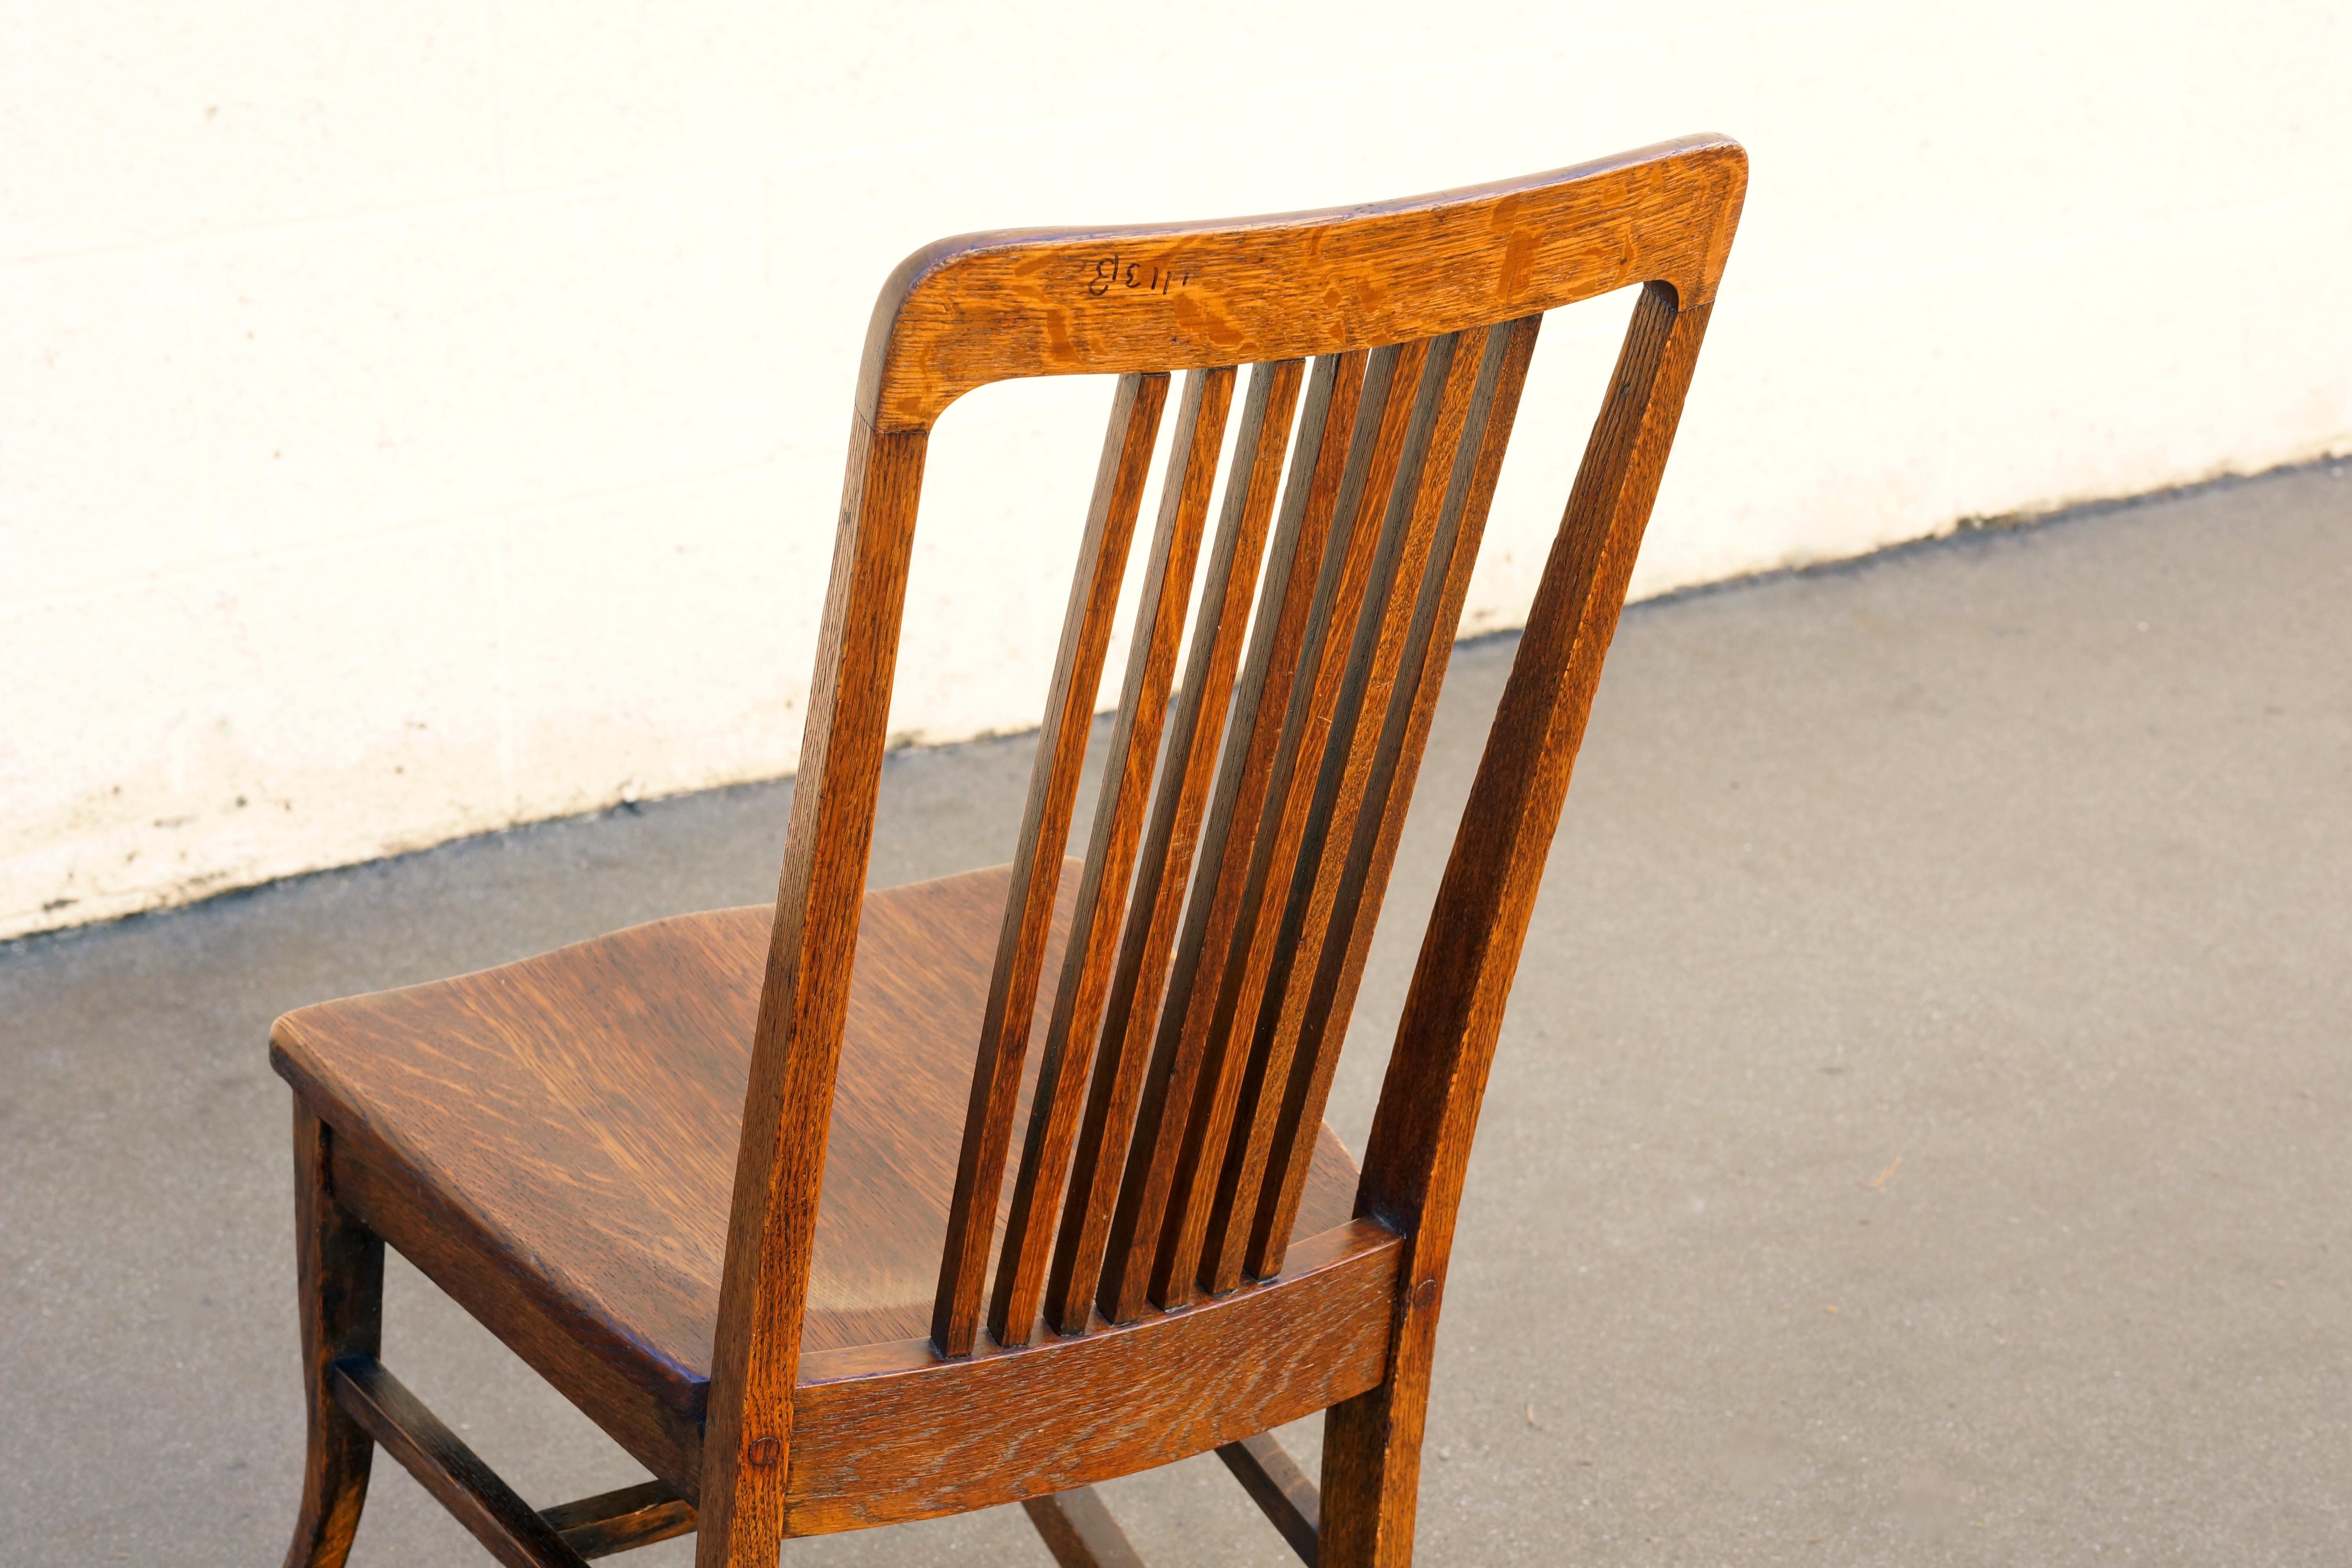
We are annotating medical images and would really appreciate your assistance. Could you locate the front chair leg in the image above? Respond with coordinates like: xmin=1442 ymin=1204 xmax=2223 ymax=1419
xmin=283 ymin=1105 xmax=386 ymax=1568
xmin=1022 ymin=1487 xmax=1146 ymax=1568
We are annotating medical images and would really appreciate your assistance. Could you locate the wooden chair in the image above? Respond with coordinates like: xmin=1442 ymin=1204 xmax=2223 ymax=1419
xmin=269 ymin=134 xmax=1746 ymax=1568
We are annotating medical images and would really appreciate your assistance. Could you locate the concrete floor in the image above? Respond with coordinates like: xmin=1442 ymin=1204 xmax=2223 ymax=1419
xmin=3 ymin=462 xmax=2348 ymax=1566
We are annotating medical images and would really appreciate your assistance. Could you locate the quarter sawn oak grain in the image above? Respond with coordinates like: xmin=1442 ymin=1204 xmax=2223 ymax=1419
xmin=269 ymin=136 xmax=1746 ymax=1568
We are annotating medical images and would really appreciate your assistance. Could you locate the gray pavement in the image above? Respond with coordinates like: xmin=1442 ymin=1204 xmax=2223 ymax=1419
xmin=3 ymin=462 xmax=2348 ymax=1566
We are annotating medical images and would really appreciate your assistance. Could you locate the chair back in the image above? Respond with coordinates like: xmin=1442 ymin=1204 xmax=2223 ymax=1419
xmin=708 ymin=134 xmax=1747 ymax=1540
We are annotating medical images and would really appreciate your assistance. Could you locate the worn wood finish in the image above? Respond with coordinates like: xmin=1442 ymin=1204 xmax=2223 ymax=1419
xmin=857 ymin=136 xmax=1743 ymax=429
xmin=1322 ymin=284 xmax=1717 ymax=1568
xmin=963 ymin=365 xmax=1235 ymax=1351
xmin=1047 ymin=351 xmax=1363 ymax=1335
xmin=696 ymin=413 xmax=933 ymax=1568
xmin=1022 ymin=1487 xmax=1150 ymax=1568
xmin=538 ymin=1482 xmax=697 ymax=1560
xmin=1219 ymin=1432 xmax=1321 ymax=1566
xmin=330 ymin=1357 xmax=592 ymax=1568
xmin=282 ymin=1106 xmax=383 ymax=1568
xmin=274 ymin=868 xmax=1081 ymax=1427
xmin=995 ymin=358 xmax=1299 ymax=1346
xmin=1155 ymin=341 xmax=1424 ymax=1293
xmin=276 ymin=859 xmax=1362 ymax=1500
xmin=267 ymin=139 xmax=1744 ymax=1568
xmin=784 ymin=1220 xmax=1396 ymax=1532
xmin=1173 ymin=329 xmax=1486 ymax=1303
xmin=935 ymin=373 xmax=1174 ymax=1357
xmin=327 ymin=1128 xmax=706 ymax=1494
xmin=1106 ymin=338 xmax=1430 ymax=1321
xmin=1245 ymin=313 xmax=1542 ymax=1283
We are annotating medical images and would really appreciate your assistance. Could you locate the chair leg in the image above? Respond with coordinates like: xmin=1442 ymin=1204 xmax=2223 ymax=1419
xmin=1022 ymin=1487 xmax=1147 ymax=1568
xmin=1317 ymin=1377 xmax=1429 ymax=1568
xmin=1219 ymin=1432 xmax=1320 ymax=1565
xmin=283 ymin=1105 xmax=386 ymax=1568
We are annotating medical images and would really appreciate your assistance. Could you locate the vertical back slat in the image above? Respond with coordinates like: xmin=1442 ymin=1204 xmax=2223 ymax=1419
xmin=1167 ymin=330 xmax=1486 ymax=1300
xmin=929 ymin=371 xmax=1173 ymax=1356
xmin=1322 ymin=291 xmax=1717 ymax=1560
xmin=987 ymin=360 xmax=1278 ymax=1345
xmin=1238 ymin=315 xmax=1543 ymax=1283
xmin=703 ymin=146 xmax=1743 ymax=1568
xmin=1102 ymin=338 xmax=1433 ymax=1321
xmin=1044 ymin=352 xmax=1363 ymax=1335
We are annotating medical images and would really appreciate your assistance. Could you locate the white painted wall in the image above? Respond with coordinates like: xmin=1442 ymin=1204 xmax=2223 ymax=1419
xmin=5 ymin=2 xmax=2348 ymax=940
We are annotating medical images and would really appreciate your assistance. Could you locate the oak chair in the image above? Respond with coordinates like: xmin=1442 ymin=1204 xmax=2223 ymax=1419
xmin=269 ymin=134 xmax=1746 ymax=1568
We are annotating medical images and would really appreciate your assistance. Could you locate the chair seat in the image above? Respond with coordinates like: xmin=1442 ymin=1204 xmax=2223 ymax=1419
xmin=271 ymin=862 xmax=1361 ymax=1439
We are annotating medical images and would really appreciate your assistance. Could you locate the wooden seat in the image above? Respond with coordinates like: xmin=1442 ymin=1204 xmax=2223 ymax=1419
xmin=271 ymin=136 xmax=1747 ymax=1568
xmin=270 ymin=864 xmax=1358 ymax=1465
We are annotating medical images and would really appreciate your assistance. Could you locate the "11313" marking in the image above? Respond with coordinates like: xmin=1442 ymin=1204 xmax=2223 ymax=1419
xmin=1085 ymin=256 xmax=1193 ymax=297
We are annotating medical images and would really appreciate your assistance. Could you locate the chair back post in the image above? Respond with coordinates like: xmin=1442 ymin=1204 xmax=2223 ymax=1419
xmin=697 ymin=135 xmax=1747 ymax=1568
xmin=695 ymin=404 xmax=929 ymax=1565
xmin=1322 ymin=280 xmax=1722 ymax=1568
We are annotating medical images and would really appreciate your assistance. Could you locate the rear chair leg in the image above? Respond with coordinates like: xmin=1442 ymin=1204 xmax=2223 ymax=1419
xmin=1318 ymin=1374 xmax=1431 ymax=1568
xmin=283 ymin=1105 xmax=386 ymax=1568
